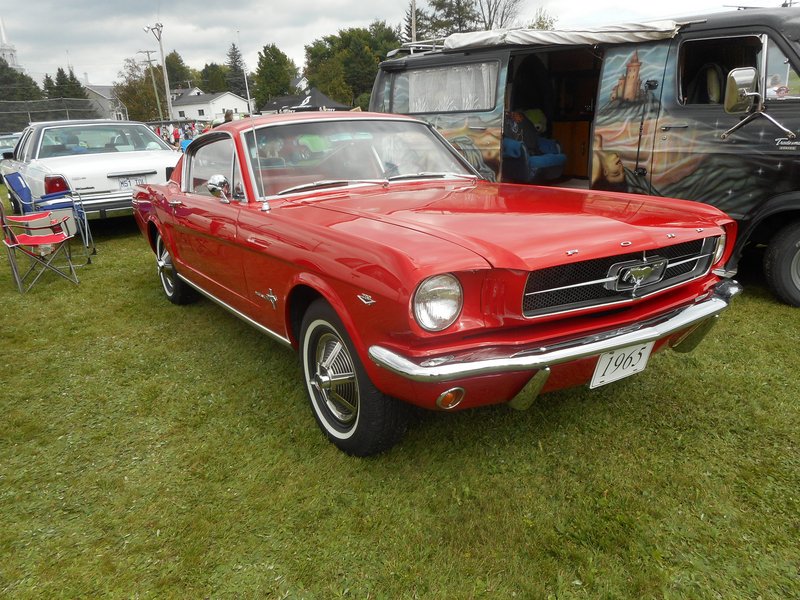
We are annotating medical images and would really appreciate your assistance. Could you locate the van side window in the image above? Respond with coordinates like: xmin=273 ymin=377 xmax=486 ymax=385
xmin=765 ymin=38 xmax=800 ymax=102
xmin=392 ymin=62 xmax=499 ymax=114
xmin=680 ymin=36 xmax=761 ymax=105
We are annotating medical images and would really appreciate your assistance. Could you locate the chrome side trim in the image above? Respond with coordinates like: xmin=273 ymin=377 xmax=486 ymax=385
xmin=177 ymin=273 xmax=292 ymax=347
xmin=369 ymin=280 xmax=742 ymax=383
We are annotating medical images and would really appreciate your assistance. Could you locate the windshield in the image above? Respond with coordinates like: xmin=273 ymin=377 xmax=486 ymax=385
xmin=243 ymin=119 xmax=473 ymax=198
xmin=37 ymin=123 xmax=172 ymax=158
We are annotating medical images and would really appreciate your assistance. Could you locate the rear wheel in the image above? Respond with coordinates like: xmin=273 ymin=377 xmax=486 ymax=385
xmin=155 ymin=231 xmax=197 ymax=305
xmin=300 ymin=299 xmax=407 ymax=456
xmin=764 ymin=221 xmax=800 ymax=307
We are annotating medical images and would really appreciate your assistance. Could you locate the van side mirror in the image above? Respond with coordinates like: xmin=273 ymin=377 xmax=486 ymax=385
xmin=724 ymin=67 xmax=759 ymax=114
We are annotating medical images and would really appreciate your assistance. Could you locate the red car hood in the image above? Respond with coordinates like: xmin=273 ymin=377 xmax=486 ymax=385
xmin=298 ymin=181 xmax=729 ymax=271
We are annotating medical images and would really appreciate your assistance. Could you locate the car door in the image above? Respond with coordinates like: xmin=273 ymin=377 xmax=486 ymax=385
xmin=649 ymin=30 xmax=798 ymax=220
xmin=169 ymin=133 xmax=249 ymax=307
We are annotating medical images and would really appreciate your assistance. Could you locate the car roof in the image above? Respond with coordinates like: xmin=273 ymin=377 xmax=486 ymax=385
xmin=218 ymin=111 xmax=423 ymax=134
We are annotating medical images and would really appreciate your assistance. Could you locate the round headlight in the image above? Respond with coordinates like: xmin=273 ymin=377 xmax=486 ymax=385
xmin=413 ymin=274 xmax=463 ymax=332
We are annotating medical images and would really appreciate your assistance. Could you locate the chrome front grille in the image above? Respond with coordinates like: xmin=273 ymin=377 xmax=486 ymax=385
xmin=522 ymin=238 xmax=717 ymax=317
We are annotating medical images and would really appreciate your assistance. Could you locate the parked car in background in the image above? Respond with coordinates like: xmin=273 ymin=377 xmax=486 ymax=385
xmin=0 ymin=120 xmax=179 ymax=217
xmin=0 ymin=132 xmax=21 ymax=183
xmin=0 ymin=132 xmax=21 ymax=151
xmin=132 ymin=112 xmax=741 ymax=456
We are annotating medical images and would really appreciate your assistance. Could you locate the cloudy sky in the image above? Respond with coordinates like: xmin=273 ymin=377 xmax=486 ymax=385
xmin=1 ymin=0 xmax=777 ymax=86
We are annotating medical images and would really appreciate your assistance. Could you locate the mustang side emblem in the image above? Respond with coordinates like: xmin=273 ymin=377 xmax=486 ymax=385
xmin=605 ymin=257 xmax=669 ymax=295
xmin=255 ymin=289 xmax=278 ymax=309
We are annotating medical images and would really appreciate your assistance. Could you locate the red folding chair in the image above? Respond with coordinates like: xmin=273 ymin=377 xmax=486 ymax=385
xmin=1 ymin=200 xmax=79 ymax=293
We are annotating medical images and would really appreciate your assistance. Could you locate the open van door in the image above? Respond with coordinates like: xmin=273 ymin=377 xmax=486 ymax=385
xmin=590 ymin=42 xmax=671 ymax=194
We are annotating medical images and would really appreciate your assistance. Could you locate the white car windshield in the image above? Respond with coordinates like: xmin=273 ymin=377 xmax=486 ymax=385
xmin=37 ymin=124 xmax=172 ymax=158
xmin=242 ymin=119 xmax=473 ymax=198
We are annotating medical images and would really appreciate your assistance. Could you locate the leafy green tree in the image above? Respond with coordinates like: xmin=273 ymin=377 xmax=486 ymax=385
xmin=113 ymin=57 xmax=164 ymax=121
xmin=304 ymin=21 xmax=400 ymax=106
xmin=200 ymin=63 xmax=229 ymax=94
xmin=428 ymin=0 xmax=479 ymax=37
xmin=253 ymin=43 xmax=298 ymax=108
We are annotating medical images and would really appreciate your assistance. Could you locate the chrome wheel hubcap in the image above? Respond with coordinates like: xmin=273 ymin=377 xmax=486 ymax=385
xmin=311 ymin=332 xmax=359 ymax=425
xmin=156 ymin=238 xmax=174 ymax=295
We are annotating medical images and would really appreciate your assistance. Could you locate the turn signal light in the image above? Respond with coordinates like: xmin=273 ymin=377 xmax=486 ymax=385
xmin=436 ymin=387 xmax=465 ymax=410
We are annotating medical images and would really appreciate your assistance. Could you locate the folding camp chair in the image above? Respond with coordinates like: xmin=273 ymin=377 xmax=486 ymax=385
xmin=4 ymin=171 xmax=95 ymax=262
xmin=1 ymin=200 xmax=79 ymax=293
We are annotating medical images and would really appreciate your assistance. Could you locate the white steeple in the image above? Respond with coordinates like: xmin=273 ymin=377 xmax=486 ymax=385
xmin=0 ymin=17 xmax=24 ymax=73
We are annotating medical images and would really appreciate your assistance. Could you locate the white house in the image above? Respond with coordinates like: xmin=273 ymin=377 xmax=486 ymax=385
xmin=171 ymin=90 xmax=250 ymax=123
xmin=85 ymin=84 xmax=128 ymax=120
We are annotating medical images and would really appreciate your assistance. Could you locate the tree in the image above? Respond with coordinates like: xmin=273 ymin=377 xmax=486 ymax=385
xmin=428 ymin=0 xmax=479 ymax=37
xmin=113 ymin=57 xmax=164 ymax=121
xmin=165 ymin=50 xmax=199 ymax=90
xmin=304 ymin=21 xmax=400 ymax=106
xmin=225 ymin=43 xmax=249 ymax=97
xmin=200 ymin=63 xmax=228 ymax=94
xmin=475 ymin=0 xmax=523 ymax=30
xmin=0 ymin=57 xmax=42 ymax=101
xmin=401 ymin=2 xmax=433 ymax=42
xmin=48 ymin=67 xmax=88 ymax=99
xmin=528 ymin=7 xmax=557 ymax=30
xmin=253 ymin=43 xmax=298 ymax=109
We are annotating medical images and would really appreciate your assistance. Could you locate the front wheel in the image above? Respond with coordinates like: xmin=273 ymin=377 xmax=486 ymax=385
xmin=764 ymin=221 xmax=800 ymax=307
xmin=155 ymin=231 xmax=197 ymax=305
xmin=300 ymin=299 xmax=408 ymax=456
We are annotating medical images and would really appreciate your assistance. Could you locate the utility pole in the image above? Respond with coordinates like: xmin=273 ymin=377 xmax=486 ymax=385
xmin=144 ymin=23 xmax=173 ymax=121
xmin=137 ymin=50 xmax=164 ymax=121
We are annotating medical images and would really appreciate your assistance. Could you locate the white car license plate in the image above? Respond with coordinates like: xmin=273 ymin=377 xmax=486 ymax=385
xmin=117 ymin=176 xmax=146 ymax=190
xmin=589 ymin=341 xmax=655 ymax=389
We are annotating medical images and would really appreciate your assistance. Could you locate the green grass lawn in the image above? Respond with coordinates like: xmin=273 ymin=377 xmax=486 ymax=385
xmin=1 ymin=185 xmax=798 ymax=598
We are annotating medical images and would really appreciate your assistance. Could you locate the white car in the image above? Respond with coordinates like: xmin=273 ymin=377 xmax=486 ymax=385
xmin=0 ymin=120 xmax=180 ymax=218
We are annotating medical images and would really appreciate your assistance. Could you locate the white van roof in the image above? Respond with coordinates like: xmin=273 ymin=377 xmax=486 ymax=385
xmin=442 ymin=20 xmax=683 ymax=51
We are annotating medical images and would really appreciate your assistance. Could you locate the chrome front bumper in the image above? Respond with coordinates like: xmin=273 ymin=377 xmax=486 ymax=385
xmin=368 ymin=280 xmax=743 ymax=384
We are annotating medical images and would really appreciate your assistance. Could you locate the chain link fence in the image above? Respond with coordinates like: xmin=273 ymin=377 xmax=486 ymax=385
xmin=0 ymin=98 xmax=100 ymax=132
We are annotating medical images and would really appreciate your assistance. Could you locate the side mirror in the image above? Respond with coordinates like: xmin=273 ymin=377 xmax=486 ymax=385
xmin=2 ymin=151 xmax=12 ymax=160
xmin=724 ymin=67 xmax=759 ymax=114
xmin=207 ymin=174 xmax=230 ymax=202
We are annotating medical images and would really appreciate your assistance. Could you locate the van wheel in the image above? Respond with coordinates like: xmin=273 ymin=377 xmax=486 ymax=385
xmin=300 ymin=299 xmax=408 ymax=456
xmin=764 ymin=221 xmax=800 ymax=307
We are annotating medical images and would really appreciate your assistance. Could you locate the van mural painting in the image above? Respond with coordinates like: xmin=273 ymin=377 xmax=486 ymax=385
xmin=372 ymin=7 xmax=800 ymax=306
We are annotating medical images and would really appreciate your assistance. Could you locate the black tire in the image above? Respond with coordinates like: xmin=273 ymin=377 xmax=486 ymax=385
xmin=300 ymin=299 xmax=408 ymax=456
xmin=155 ymin=231 xmax=197 ymax=305
xmin=764 ymin=221 xmax=800 ymax=307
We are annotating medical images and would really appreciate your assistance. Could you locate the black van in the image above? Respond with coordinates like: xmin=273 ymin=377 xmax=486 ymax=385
xmin=371 ymin=7 xmax=800 ymax=306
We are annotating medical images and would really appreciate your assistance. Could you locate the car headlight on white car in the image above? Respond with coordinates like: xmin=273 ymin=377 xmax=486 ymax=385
xmin=413 ymin=274 xmax=463 ymax=332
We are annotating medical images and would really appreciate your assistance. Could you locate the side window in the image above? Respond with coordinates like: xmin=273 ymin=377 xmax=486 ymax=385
xmin=392 ymin=61 xmax=500 ymax=114
xmin=764 ymin=37 xmax=800 ymax=102
xmin=679 ymin=36 xmax=761 ymax=105
xmin=17 ymin=130 xmax=33 ymax=161
xmin=188 ymin=137 xmax=235 ymax=197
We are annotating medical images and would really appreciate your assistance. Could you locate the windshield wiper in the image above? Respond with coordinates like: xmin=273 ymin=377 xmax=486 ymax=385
xmin=276 ymin=179 xmax=387 ymax=196
xmin=387 ymin=172 xmax=476 ymax=182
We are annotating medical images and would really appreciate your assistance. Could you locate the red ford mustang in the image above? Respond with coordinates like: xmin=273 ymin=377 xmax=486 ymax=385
xmin=133 ymin=112 xmax=741 ymax=456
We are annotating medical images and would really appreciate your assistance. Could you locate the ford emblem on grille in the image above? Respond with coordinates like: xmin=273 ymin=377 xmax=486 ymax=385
xmin=605 ymin=257 xmax=669 ymax=294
